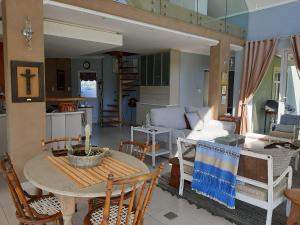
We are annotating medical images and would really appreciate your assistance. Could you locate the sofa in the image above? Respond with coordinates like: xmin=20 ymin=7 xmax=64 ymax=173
xmin=149 ymin=106 xmax=236 ymax=144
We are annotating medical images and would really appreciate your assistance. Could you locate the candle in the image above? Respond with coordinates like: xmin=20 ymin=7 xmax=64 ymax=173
xmin=85 ymin=124 xmax=91 ymax=155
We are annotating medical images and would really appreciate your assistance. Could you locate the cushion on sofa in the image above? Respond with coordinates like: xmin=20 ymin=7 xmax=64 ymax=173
xmin=185 ymin=112 xmax=204 ymax=131
xmin=236 ymin=177 xmax=287 ymax=201
xmin=150 ymin=107 xmax=187 ymax=129
xmin=185 ymin=106 xmax=212 ymax=123
xmin=274 ymin=124 xmax=295 ymax=133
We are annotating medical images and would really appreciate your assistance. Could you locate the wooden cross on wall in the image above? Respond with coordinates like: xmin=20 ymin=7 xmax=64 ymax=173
xmin=21 ymin=69 xmax=36 ymax=95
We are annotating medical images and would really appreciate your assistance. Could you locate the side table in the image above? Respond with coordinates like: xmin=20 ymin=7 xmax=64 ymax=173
xmin=218 ymin=115 xmax=241 ymax=134
xmin=131 ymin=126 xmax=172 ymax=167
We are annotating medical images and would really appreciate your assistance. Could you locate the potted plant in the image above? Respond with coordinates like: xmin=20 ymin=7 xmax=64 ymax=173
xmin=67 ymin=124 xmax=110 ymax=168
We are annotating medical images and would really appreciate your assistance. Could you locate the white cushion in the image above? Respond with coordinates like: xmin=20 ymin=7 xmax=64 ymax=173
xmin=150 ymin=107 xmax=187 ymax=129
xmin=185 ymin=112 xmax=204 ymax=131
xmin=237 ymin=178 xmax=287 ymax=201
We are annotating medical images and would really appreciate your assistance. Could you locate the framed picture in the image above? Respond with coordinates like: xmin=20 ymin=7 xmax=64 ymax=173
xmin=11 ymin=61 xmax=44 ymax=103
xmin=221 ymin=95 xmax=227 ymax=105
xmin=221 ymin=85 xmax=227 ymax=95
xmin=221 ymin=72 xmax=228 ymax=83
xmin=56 ymin=69 xmax=65 ymax=90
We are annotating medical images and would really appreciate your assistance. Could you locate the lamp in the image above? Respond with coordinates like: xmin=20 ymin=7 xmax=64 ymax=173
xmin=21 ymin=16 xmax=34 ymax=49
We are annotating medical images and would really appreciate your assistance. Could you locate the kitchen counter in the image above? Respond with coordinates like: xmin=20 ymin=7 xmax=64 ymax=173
xmin=46 ymin=111 xmax=84 ymax=116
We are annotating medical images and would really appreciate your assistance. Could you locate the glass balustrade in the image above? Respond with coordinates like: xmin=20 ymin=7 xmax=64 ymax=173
xmin=113 ymin=0 xmax=248 ymax=39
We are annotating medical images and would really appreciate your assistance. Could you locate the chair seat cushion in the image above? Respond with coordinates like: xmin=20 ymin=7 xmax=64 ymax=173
xmin=29 ymin=195 xmax=61 ymax=216
xmin=270 ymin=130 xmax=295 ymax=140
xmin=236 ymin=178 xmax=287 ymax=201
xmin=88 ymin=205 xmax=135 ymax=225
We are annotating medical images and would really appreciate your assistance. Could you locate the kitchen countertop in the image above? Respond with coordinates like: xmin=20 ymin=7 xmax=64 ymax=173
xmin=46 ymin=111 xmax=84 ymax=116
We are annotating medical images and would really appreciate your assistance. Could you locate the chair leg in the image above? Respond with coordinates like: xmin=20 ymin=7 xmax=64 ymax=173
xmin=286 ymin=199 xmax=292 ymax=217
xmin=59 ymin=217 xmax=64 ymax=225
xmin=266 ymin=208 xmax=273 ymax=225
xmin=295 ymin=154 xmax=299 ymax=171
xmin=179 ymin=178 xmax=184 ymax=196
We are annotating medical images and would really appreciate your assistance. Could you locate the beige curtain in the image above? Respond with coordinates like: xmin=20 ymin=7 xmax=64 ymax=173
xmin=290 ymin=35 xmax=300 ymax=78
xmin=238 ymin=39 xmax=278 ymax=134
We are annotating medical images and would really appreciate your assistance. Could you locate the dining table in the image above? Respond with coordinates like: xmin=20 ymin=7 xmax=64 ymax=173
xmin=24 ymin=150 xmax=149 ymax=225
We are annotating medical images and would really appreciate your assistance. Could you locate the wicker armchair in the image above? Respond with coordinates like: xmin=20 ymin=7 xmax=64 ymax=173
xmin=0 ymin=153 xmax=63 ymax=225
xmin=84 ymin=163 xmax=164 ymax=225
xmin=88 ymin=140 xmax=149 ymax=211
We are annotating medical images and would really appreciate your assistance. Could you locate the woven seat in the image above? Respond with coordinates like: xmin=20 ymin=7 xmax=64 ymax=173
xmin=84 ymin=164 xmax=164 ymax=225
xmin=0 ymin=154 xmax=63 ymax=225
xmin=89 ymin=205 xmax=135 ymax=225
xmin=29 ymin=195 xmax=62 ymax=216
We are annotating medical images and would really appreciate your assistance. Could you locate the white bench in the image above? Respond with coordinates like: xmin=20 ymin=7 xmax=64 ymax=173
xmin=177 ymin=137 xmax=292 ymax=225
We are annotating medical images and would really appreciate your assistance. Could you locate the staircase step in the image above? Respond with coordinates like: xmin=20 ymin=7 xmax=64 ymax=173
xmin=122 ymin=89 xmax=137 ymax=92
xmin=122 ymin=94 xmax=130 ymax=97
xmin=107 ymin=104 xmax=118 ymax=108
xmin=102 ymin=115 xmax=119 ymax=118
xmin=102 ymin=109 xmax=119 ymax=112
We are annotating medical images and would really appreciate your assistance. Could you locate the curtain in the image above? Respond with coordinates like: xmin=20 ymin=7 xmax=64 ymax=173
xmin=290 ymin=35 xmax=300 ymax=78
xmin=238 ymin=39 xmax=279 ymax=134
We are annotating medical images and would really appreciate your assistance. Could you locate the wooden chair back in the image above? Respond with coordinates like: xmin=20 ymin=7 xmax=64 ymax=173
xmin=118 ymin=140 xmax=149 ymax=162
xmin=0 ymin=153 xmax=34 ymax=220
xmin=100 ymin=163 xmax=163 ymax=225
xmin=41 ymin=135 xmax=81 ymax=151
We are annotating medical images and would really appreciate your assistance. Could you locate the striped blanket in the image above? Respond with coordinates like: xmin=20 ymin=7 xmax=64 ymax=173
xmin=191 ymin=141 xmax=241 ymax=209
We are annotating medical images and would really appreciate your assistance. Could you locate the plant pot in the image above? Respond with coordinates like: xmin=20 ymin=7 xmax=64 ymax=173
xmin=68 ymin=146 xmax=110 ymax=168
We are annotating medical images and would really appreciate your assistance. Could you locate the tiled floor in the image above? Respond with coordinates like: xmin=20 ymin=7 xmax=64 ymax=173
xmin=0 ymin=125 xmax=234 ymax=225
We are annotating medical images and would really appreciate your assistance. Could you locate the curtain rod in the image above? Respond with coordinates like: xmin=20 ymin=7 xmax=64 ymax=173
xmin=249 ymin=34 xmax=299 ymax=42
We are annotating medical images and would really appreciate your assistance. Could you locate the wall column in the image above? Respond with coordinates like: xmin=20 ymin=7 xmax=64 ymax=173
xmin=208 ymin=38 xmax=230 ymax=119
xmin=2 ymin=0 xmax=45 ymax=179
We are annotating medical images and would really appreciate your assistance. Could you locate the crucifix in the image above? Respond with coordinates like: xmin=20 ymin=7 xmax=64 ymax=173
xmin=21 ymin=69 xmax=36 ymax=95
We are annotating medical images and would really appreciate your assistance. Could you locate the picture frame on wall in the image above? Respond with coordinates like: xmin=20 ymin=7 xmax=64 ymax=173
xmin=221 ymin=72 xmax=228 ymax=83
xmin=221 ymin=95 xmax=227 ymax=105
xmin=11 ymin=61 xmax=44 ymax=103
xmin=221 ymin=85 xmax=227 ymax=95
xmin=56 ymin=69 xmax=65 ymax=91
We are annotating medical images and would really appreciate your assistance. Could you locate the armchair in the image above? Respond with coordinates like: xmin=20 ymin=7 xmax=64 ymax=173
xmin=270 ymin=114 xmax=300 ymax=141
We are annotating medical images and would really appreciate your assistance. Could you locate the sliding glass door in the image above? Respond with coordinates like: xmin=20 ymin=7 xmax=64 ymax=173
xmin=278 ymin=50 xmax=300 ymax=120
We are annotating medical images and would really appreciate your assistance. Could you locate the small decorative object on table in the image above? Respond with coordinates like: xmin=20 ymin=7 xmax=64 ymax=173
xmin=67 ymin=124 xmax=110 ymax=168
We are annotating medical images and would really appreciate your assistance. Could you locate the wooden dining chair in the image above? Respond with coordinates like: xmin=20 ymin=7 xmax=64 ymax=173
xmin=42 ymin=135 xmax=82 ymax=156
xmin=88 ymin=140 xmax=149 ymax=211
xmin=118 ymin=140 xmax=149 ymax=162
xmin=0 ymin=153 xmax=63 ymax=225
xmin=84 ymin=163 xmax=164 ymax=225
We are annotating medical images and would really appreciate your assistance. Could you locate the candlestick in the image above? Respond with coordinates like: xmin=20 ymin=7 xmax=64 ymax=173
xmin=85 ymin=124 xmax=91 ymax=155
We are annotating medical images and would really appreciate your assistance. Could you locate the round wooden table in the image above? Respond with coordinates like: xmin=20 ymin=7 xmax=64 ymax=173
xmin=24 ymin=150 xmax=149 ymax=225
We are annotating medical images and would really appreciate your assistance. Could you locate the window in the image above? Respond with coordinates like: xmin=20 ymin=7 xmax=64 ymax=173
xmin=80 ymin=72 xmax=97 ymax=98
xmin=272 ymin=68 xmax=280 ymax=101
xmin=80 ymin=80 xmax=97 ymax=98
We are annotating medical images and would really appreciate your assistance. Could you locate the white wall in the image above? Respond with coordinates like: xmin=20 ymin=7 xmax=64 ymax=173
xmin=179 ymin=52 xmax=210 ymax=108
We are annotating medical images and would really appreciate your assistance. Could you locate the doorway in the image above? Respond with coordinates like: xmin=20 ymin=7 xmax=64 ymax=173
xmin=278 ymin=50 xmax=300 ymax=119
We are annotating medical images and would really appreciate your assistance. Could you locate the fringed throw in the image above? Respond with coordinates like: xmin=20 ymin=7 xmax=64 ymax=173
xmin=192 ymin=141 xmax=241 ymax=209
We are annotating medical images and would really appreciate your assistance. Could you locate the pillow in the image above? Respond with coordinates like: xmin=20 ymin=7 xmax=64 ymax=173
xmin=275 ymin=124 xmax=295 ymax=133
xmin=185 ymin=112 xmax=204 ymax=131
xmin=150 ymin=107 xmax=187 ymax=129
